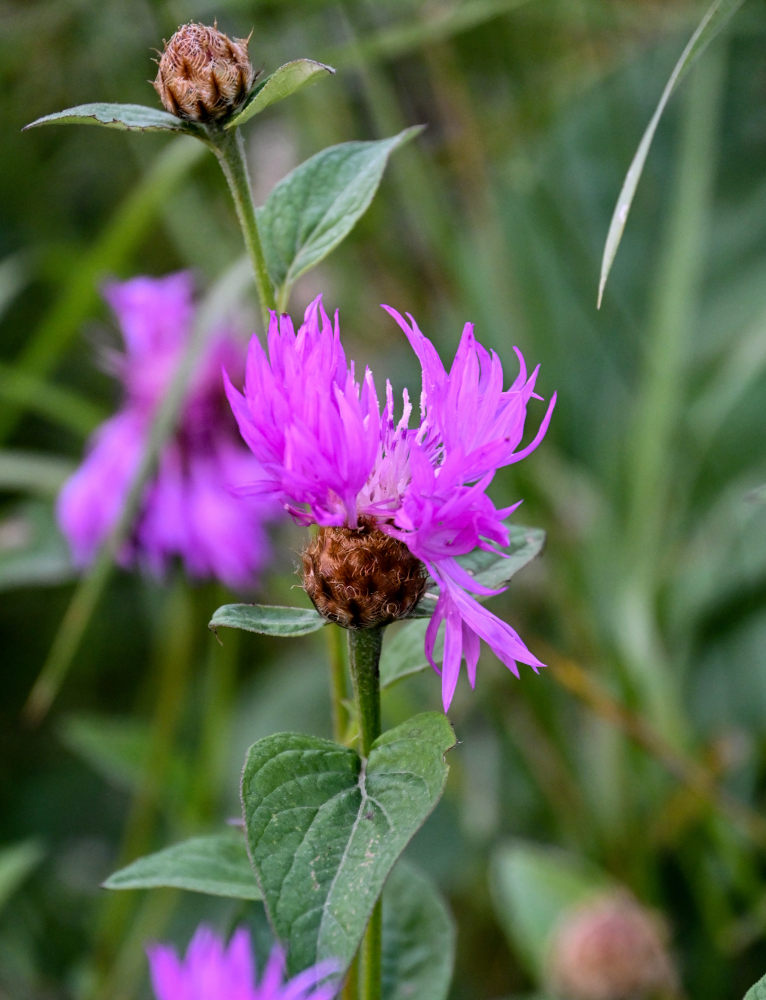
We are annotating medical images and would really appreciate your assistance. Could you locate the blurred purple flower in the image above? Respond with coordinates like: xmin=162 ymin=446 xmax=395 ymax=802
xmin=147 ymin=925 xmax=338 ymax=1000
xmin=57 ymin=272 xmax=273 ymax=588
xmin=224 ymin=296 xmax=555 ymax=710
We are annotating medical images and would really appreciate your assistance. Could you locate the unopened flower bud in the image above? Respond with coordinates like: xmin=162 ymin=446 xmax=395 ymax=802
xmin=302 ymin=519 xmax=427 ymax=629
xmin=153 ymin=22 xmax=255 ymax=122
xmin=548 ymin=892 xmax=678 ymax=1000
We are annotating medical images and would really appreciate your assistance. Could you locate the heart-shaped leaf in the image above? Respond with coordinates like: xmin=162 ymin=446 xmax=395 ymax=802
xmin=103 ymin=832 xmax=261 ymax=900
xmin=227 ymin=59 xmax=335 ymax=129
xmin=209 ymin=603 xmax=326 ymax=638
xmin=24 ymin=103 xmax=195 ymax=134
xmin=257 ymin=126 xmax=422 ymax=298
xmin=241 ymin=712 xmax=455 ymax=976
xmin=382 ymin=860 xmax=455 ymax=1000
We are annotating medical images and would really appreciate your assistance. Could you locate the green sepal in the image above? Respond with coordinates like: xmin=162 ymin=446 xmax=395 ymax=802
xmin=226 ymin=59 xmax=335 ymax=129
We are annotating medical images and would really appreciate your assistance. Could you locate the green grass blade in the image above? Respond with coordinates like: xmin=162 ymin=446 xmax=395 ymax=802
xmin=597 ymin=0 xmax=746 ymax=308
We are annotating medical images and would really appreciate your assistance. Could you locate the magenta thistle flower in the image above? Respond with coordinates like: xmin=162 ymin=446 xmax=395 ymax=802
xmin=57 ymin=272 xmax=273 ymax=589
xmin=224 ymin=297 xmax=555 ymax=710
xmin=147 ymin=925 xmax=338 ymax=1000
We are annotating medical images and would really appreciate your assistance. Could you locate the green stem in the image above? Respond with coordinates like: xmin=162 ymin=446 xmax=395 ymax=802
xmin=347 ymin=627 xmax=382 ymax=757
xmin=347 ymin=626 xmax=383 ymax=1000
xmin=210 ymin=126 xmax=277 ymax=328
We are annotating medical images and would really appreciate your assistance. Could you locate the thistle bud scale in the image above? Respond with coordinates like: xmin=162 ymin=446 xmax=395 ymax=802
xmin=303 ymin=520 xmax=427 ymax=629
xmin=153 ymin=22 xmax=255 ymax=122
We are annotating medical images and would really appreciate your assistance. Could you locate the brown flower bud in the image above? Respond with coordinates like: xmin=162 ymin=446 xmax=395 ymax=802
xmin=153 ymin=22 xmax=255 ymax=122
xmin=548 ymin=892 xmax=678 ymax=1000
xmin=302 ymin=519 xmax=427 ymax=629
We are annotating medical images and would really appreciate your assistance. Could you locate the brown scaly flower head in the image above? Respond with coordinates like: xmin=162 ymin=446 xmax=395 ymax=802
xmin=153 ymin=22 xmax=255 ymax=123
xmin=302 ymin=517 xmax=428 ymax=629
xmin=548 ymin=891 xmax=679 ymax=1000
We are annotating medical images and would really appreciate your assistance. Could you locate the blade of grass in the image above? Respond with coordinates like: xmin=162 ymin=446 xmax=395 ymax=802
xmin=597 ymin=0 xmax=746 ymax=308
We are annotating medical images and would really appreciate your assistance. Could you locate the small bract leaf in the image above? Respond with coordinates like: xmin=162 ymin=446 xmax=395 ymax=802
xmin=745 ymin=972 xmax=766 ymax=1000
xmin=597 ymin=0 xmax=745 ymax=307
xmin=208 ymin=603 xmax=326 ymax=637
xmin=258 ymin=126 xmax=423 ymax=297
xmin=489 ymin=841 xmax=611 ymax=980
xmin=241 ymin=712 xmax=455 ymax=977
xmin=226 ymin=59 xmax=335 ymax=129
xmin=382 ymin=861 xmax=455 ymax=1000
xmin=24 ymin=103 xmax=195 ymax=134
xmin=103 ymin=832 xmax=261 ymax=900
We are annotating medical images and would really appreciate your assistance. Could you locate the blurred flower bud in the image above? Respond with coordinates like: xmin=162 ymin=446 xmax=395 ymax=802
xmin=548 ymin=892 xmax=678 ymax=1000
xmin=153 ymin=22 xmax=255 ymax=122
xmin=302 ymin=519 xmax=427 ymax=629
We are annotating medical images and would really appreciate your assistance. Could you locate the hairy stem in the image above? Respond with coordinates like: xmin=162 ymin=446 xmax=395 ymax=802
xmin=210 ymin=126 xmax=276 ymax=328
xmin=347 ymin=626 xmax=384 ymax=1000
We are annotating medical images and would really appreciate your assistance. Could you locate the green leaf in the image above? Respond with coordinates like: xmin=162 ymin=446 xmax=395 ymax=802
xmin=380 ymin=619 xmax=444 ymax=689
xmin=226 ymin=59 xmax=335 ymax=129
xmin=744 ymin=972 xmax=766 ymax=1000
xmin=0 ymin=840 xmax=44 ymax=914
xmin=241 ymin=712 xmax=455 ymax=977
xmin=209 ymin=603 xmax=326 ymax=638
xmin=24 ymin=102 xmax=195 ymax=134
xmin=425 ymin=525 xmax=546 ymax=596
xmin=382 ymin=860 xmax=455 ymax=1000
xmin=597 ymin=0 xmax=745 ymax=307
xmin=489 ymin=842 xmax=611 ymax=980
xmin=103 ymin=832 xmax=261 ymax=900
xmin=257 ymin=127 xmax=422 ymax=298
xmin=380 ymin=524 xmax=545 ymax=687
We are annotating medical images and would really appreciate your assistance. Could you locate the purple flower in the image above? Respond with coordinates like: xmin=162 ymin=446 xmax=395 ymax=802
xmin=57 ymin=273 xmax=273 ymax=589
xmin=147 ymin=925 xmax=338 ymax=1000
xmin=224 ymin=297 xmax=555 ymax=710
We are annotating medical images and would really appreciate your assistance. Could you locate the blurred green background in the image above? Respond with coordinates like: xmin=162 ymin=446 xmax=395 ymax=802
xmin=3 ymin=0 xmax=766 ymax=997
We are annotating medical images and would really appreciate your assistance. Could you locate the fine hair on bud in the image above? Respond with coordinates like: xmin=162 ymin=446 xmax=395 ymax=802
xmin=302 ymin=518 xmax=428 ymax=629
xmin=153 ymin=22 xmax=255 ymax=122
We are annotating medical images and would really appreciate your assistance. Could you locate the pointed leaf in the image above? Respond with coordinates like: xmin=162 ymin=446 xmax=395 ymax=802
xmin=597 ymin=0 xmax=745 ymax=307
xmin=745 ymin=973 xmax=766 ymax=1000
xmin=381 ymin=524 xmax=545 ymax=687
xmin=426 ymin=524 xmax=546 ymax=595
xmin=24 ymin=102 xmax=196 ymax=134
xmin=209 ymin=603 xmax=326 ymax=638
xmin=257 ymin=127 xmax=423 ymax=295
xmin=489 ymin=841 xmax=611 ymax=980
xmin=227 ymin=60 xmax=335 ymax=128
xmin=241 ymin=712 xmax=455 ymax=976
xmin=382 ymin=861 xmax=455 ymax=1000
xmin=104 ymin=832 xmax=261 ymax=900
xmin=380 ymin=619 xmax=444 ymax=689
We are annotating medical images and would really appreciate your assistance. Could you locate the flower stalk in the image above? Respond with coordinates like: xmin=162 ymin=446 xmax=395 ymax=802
xmin=347 ymin=625 xmax=384 ymax=1000
xmin=209 ymin=126 xmax=276 ymax=328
